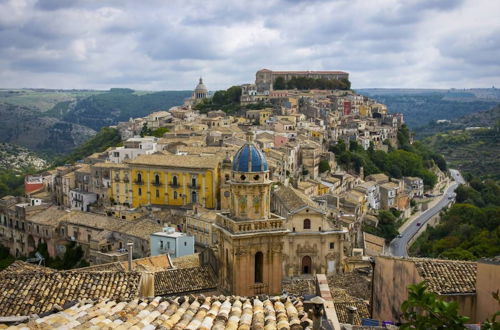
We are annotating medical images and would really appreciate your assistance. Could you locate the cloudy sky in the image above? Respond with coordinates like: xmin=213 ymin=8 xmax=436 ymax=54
xmin=0 ymin=0 xmax=499 ymax=90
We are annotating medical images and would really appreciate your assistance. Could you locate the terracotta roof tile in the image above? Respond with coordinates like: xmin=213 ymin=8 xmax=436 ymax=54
xmin=2 ymin=295 xmax=312 ymax=329
xmin=1 ymin=261 xmax=54 ymax=274
xmin=415 ymin=259 xmax=477 ymax=294
xmin=154 ymin=266 xmax=217 ymax=296
xmin=0 ymin=271 xmax=141 ymax=316
xmin=334 ymin=301 xmax=370 ymax=325
xmin=273 ymin=186 xmax=319 ymax=213
xmin=127 ymin=153 xmax=221 ymax=169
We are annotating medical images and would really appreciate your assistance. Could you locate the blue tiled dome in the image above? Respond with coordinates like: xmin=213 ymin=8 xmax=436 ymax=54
xmin=232 ymin=143 xmax=268 ymax=172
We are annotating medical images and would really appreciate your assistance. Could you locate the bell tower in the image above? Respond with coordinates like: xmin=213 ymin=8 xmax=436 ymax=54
xmin=214 ymin=131 xmax=287 ymax=296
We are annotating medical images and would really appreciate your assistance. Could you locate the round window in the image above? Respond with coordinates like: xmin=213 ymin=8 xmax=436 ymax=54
xmin=254 ymin=175 xmax=260 ymax=180
xmin=240 ymin=175 xmax=246 ymax=180
xmin=224 ymin=191 xmax=230 ymax=197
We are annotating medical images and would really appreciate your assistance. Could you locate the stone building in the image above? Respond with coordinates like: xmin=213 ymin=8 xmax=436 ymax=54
xmin=214 ymin=131 xmax=288 ymax=296
xmin=272 ymin=186 xmax=347 ymax=277
xmin=255 ymin=69 xmax=349 ymax=93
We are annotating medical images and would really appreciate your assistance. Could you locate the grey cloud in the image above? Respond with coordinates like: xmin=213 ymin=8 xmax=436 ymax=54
xmin=0 ymin=0 xmax=497 ymax=90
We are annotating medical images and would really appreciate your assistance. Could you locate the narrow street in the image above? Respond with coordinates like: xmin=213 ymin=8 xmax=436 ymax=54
xmin=389 ymin=169 xmax=465 ymax=257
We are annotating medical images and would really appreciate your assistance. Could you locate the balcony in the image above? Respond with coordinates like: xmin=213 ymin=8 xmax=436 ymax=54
xmin=134 ymin=180 xmax=144 ymax=185
xmin=123 ymin=177 xmax=129 ymax=183
xmin=216 ymin=213 xmax=285 ymax=235
xmin=169 ymin=183 xmax=180 ymax=188
xmin=152 ymin=181 xmax=163 ymax=187
xmin=189 ymin=184 xmax=200 ymax=189
xmin=114 ymin=177 xmax=121 ymax=182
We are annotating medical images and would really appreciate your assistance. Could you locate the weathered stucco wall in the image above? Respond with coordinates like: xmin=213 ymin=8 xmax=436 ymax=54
xmin=372 ymin=257 xmax=422 ymax=322
xmin=476 ymin=262 xmax=500 ymax=322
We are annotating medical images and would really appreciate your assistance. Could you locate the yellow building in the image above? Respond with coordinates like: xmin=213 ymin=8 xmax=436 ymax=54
xmin=359 ymin=104 xmax=371 ymax=117
xmin=259 ymin=109 xmax=272 ymax=125
xmin=109 ymin=153 xmax=222 ymax=209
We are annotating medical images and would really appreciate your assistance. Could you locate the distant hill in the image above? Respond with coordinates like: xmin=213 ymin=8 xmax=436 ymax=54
xmin=357 ymin=88 xmax=500 ymax=128
xmin=423 ymin=108 xmax=500 ymax=180
xmin=59 ymin=89 xmax=191 ymax=130
xmin=415 ymin=105 xmax=500 ymax=138
xmin=0 ymin=103 xmax=96 ymax=156
xmin=0 ymin=88 xmax=191 ymax=157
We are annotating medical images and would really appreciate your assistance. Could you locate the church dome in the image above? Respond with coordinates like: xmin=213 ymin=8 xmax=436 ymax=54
xmin=232 ymin=143 xmax=268 ymax=173
xmin=195 ymin=78 xmax=208 ymax=93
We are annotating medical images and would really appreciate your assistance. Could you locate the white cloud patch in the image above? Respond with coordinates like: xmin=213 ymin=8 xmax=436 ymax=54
xmin=0 ymin=0 xmax=498 ymax=90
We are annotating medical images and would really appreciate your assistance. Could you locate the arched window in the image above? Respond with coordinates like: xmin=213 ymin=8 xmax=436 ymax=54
xmin=255 ymin=251 xmax=263 ymax=283
xmin=137 ymin=173 xmax=142 ymax=183
xmin=192 ymin=191 xmax=197 ymax=203
xmin=173 ymin=191 xmax=178 ymax=199
xmin=172 ymin=175 xmax=178 ymax=186
xmin=155 ymin=174 xmax=160 ymax=185
xmin=303 ymin=219 xmax=311 ymax=229
xmin=302 ymin=256 xmax=312 ymax=274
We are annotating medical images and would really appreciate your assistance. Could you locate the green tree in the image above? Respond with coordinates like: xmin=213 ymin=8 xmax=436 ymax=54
xmin=401 ymin=282 xmax=469 ymax=329
xmin=319 ymin=159 xmax=331 ymax=173
xmin=273 ymin=77 xmax=286 ymax=90
xmin=150 ymin=127 xmax=169 ymax=138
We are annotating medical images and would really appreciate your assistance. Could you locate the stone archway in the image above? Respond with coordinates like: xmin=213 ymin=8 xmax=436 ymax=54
xmin=302 ymin=255 xmax=312 ymax=274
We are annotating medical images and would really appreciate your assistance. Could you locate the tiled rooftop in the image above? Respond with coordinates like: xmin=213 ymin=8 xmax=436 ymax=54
xmin=273 ymin=186 xmax=319 ymax=213
xmin=334 ymin=301 xmax=370 ymax=325
xmin=25 ymin=206 xmax=68 ymax=226
xmin=77 ymin=255 xmax=172 ymax=273
xmin=171 ymin=253 xmax=201 ymax=269
xmin=1 ymin=261 xmax=54 ymax=274
xmin=415 ymin=259 xmax=477 ymax=294
xmin=127 ymin=153 xmax=221 ymax=169
xmin=63 ymin=211 xmax=163 ymax=241
xmin=154 ymin=266 xmax=217 ymax=296
xmin=0 ymin=295 xmax=312 ymax=329
xmin=0 ymin=271 xmax=141 ymax=316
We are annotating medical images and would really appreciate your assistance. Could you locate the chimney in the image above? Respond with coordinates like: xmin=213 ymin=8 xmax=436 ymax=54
xmin=347 ymin=306 xmax=357 ymax=324
xmin=127 ymin=242 xmax=134 ymax=271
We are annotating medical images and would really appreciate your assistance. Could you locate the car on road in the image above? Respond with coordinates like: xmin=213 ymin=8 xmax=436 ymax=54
xmin=397 ymin=234 xmax=402 ymax=238
xmin=416 ymin=222 xmax=421 ymax=226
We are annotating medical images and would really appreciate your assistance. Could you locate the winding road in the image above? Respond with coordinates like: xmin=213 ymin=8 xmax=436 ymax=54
xmin=389 ymin=169 xmax=465 ymax=257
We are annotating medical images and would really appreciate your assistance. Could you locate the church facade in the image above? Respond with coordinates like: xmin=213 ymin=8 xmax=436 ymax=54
xmin=214 ymin=131 xmax=347 ymax=296
xmin=214 ymin=131 xmax=287 ymax=296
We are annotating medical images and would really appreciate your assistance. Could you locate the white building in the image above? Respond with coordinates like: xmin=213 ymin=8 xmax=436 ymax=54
xmin=150 ymin=227 xmax=194 ymax=258
xmin=70 ymin=190 xmax=98 ymax=212
xmin=354 ymin=181 xmax=380 ymax=210
xmin=404 ymin=176 xmax=424 ymax=198
xmin=108 ymin=137 xmax=159 ymax=163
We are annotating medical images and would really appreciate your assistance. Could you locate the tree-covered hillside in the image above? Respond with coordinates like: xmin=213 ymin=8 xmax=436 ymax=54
xmin=424 ymin=122 xmax=500 ymax=180
xmin=55 ymin=127 xmax=122 ymax=165
xmin=410 ymin=180 xmax=500 ymax=260
xmin=60 ymin=89 xmax=191 ymax=130
xmin=331 ymin=125 xmax=445 ymax=188
xmin=415 ymin=105 xmax=500 ymax=139
xmin=0 ymin=89 xmax=190 ymax=156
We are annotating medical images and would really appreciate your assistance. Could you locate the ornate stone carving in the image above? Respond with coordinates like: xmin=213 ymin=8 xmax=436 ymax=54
xmin=234 ymin=246 xmax=250 ymax=257
xmin=296 ymin=241 xmax=318 ymax=255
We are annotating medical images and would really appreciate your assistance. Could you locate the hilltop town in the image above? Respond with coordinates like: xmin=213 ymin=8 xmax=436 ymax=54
xmin=0 ymin=70 xmax=498 ymax=329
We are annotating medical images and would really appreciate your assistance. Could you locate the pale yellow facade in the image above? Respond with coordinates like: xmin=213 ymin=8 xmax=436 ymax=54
xmin=108 ymin=153 xmax=221 ymax=209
